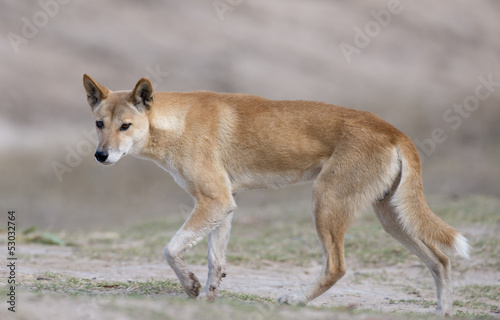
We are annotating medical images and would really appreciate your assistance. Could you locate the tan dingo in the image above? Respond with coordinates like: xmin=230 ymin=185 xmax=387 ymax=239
xmin=83 ymin=74 xmax=470 ymax=315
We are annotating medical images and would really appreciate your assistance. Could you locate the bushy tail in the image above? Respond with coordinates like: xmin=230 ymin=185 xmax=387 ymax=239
xmin=391 ymin=136 xmax=470 ymax=259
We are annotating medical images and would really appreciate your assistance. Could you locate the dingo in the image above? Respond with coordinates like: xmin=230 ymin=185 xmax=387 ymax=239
xmin=83 ymin=74 xmax=469 ymax=315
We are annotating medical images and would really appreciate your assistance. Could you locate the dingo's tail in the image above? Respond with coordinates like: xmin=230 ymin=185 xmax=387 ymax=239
xmin=391 ymin=137 xmax=470 ymax=259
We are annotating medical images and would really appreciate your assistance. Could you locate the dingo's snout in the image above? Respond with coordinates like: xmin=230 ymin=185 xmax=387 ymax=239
xmin=94 ymin=150 xmax=109 ymax=163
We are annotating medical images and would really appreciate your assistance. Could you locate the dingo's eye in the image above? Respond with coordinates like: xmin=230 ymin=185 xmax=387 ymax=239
xmin=120 ymin=123 xmax=131 ymax=131
xmin=96 ymin=121 xmax=104 ymax=129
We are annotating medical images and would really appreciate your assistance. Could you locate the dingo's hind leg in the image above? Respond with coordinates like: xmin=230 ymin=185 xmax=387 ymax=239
xmin=373 ymin=196 xmax=453 ymax=316
xmin=278 ymin=158 xmax=367 ymax=305
xmin=279 ymin=182 xmax=353 ymax=305
xmin=278 ymin=142 xmax=398 ymax=305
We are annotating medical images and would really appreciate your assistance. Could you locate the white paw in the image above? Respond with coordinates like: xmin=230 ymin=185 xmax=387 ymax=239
xmin=278 ymin=293 xmax=308 ymax=306
xmin=180 ymin=272 xmax=201 ymax=298
xmin=197 ymin=286 xmax=217 ymax=302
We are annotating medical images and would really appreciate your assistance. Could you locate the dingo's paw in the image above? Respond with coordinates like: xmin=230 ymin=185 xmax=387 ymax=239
xmin=183 ymin=272 xmax=201 ymax=298
xmin=197 ymin=285 xmax=217 ymax=302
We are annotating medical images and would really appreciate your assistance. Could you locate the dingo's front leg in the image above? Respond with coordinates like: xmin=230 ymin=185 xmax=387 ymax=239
xmin=199 ymin=211 xmax=234 ymax=301
xmin=164 ymin=228 xmax=203 ymax=298
xmin=164 ymin=195 xmax=235 ymax=298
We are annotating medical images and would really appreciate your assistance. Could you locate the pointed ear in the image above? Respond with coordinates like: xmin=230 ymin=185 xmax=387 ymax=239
xmin=127 ymin=78 xmax=154 ymax=111
xmin=83 ymin=74 xmax=109 ymax=109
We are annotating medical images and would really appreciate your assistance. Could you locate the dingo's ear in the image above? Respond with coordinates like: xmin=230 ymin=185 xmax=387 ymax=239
xmin=83 ymin=74 xmax=109 ymax=109
xmin=127 ymin=78 xmax=154 ymax=111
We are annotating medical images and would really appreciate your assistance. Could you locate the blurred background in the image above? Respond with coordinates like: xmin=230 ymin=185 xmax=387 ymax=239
xmin=1 ymin=0 xmax=499 ymax=231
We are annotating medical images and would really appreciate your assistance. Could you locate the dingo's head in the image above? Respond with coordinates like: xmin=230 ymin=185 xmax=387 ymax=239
xmin=83 ymin=74 xmax=153 ymax=165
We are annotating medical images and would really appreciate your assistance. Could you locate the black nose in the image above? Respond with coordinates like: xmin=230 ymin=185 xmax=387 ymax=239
xmin=94 ymin=150 xmax=108 ymax=163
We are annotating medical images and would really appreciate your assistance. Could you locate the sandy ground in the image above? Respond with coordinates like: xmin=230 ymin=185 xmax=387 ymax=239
xmin=4 ymin=243 xmax=499 ymax=319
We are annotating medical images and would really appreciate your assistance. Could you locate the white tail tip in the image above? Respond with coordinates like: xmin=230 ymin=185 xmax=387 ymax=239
xmin=454 ymin=234 xmax=471 ymax=259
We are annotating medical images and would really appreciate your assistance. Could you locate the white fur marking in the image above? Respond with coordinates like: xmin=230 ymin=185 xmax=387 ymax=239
xmin=454 ymin=234 xmax=471 ymax=259
xmin=151 ymin=107 xmax=189 ymax=135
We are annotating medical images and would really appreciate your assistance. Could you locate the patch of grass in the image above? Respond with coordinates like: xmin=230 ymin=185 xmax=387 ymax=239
xmin=469 ymin=237 xmax=500 ymax=268
xmin=344 ymin=220 xmax=414 ymax=266
xmin=23 ymin=272 xmax=274 ymax=304
xmin=429 ymin=194 xmax=500 ymax=225
xmin=69 ymin=195 xmax=500 ymax=269
xmin=28 ymin=273 xmax=95 ymax=295
xmin=454 ymin=310 xmax=496 ymax=319
xmin=393 ymin=287 xmax=500 ymax=318
xmin=127 ymin=279 xmax=184 ymax=296
xmin=220 ymin=291 xmax=275 ymax=303
xmin=22 ymin=272 xmax=279 ymax=314
xmin=0 ymin=226 xmax=69 ymax=246
xmin=123 ymin=217 xmax=185 ymax=241
xmin=457 ymin=285 xmax=500 ymax=302
xmin=453 ymin=300 xmax=498 ymax=311
xmin=23 ymin=273 xmax=184 ymax=297
xmin=226 ymin=220 xmax=322 ymax=267
xmin=18 ymin=271 xmax=499 ymax=319
xmin=352 ymin=270 xmax=389 ymax=285
xmin=393 ymin=298 xmax=436 ymax=309
xmin=26 ymin=232 xmax=67 ymax=246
